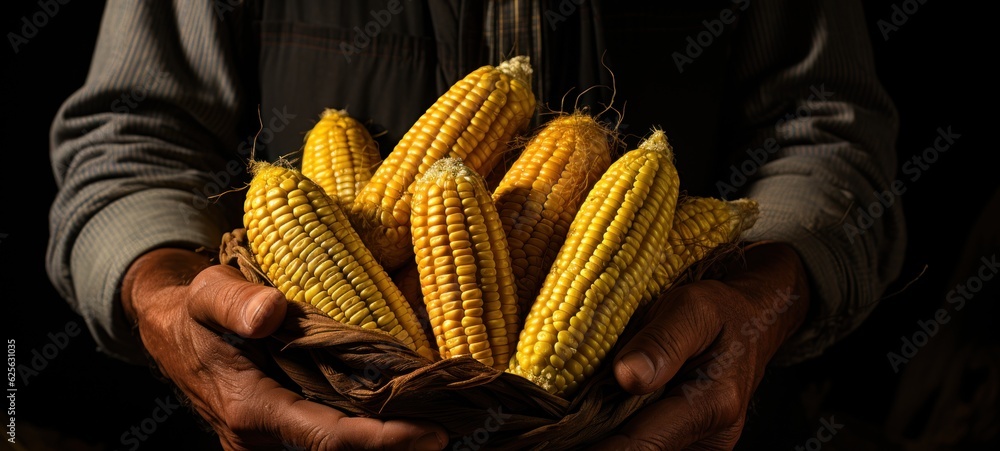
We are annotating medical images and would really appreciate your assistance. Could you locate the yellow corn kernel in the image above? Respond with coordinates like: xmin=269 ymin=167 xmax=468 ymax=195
xmin=492 ymin=112 xmax=612 ymax=321
xmin=352 ymin=56 xmax=536 ymax=271
xmin=643 ymin=196 xmax=759 ymax=304
xmin=507 ymin=129 xmax=680 ymax=398
xmin=300 ymin=108 xmax=382 ymax=207
xmin=410 ymin=158 xmax=520 ymax=370
xmin=243 ymin=160 xmax=435 ymax=361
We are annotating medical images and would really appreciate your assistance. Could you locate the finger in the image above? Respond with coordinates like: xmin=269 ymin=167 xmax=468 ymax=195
xmin=613 ymin=282 xmax=724 ymax=394
xmin=334 ymin=417 xmax=448 ymax=451
xmin=588 ymin=393 xmax=741 ymax=451
xmin=229 ymin=377 xmax=448 ymax=451
xmin=187 ymin=264 xmax=288 ymax=338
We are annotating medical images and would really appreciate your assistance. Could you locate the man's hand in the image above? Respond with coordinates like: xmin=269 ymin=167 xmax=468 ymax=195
xmin=121 ymin=248 xmax=448 ymax=450
xmin=592 ymin=242 xmax=811 ymax=450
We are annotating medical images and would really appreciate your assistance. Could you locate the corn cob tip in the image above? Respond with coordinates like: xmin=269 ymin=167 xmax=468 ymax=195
xmin=497 ymin=55 xmax=533 ymax=87
xmin=638 ymin=129 xmax=673 ymax=157
xmin=422 ymin=157 xmax=472 ymax=180
xmin=320 ymin=107 xmax=349 ymax=118
xmin=728 ymin=198 xmax=760 ymax=234
xmin=247 ymin=158 xmax=293 ymax=177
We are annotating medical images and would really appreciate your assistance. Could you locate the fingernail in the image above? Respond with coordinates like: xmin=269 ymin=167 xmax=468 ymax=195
xmin=415 ymin=432 xmax=445 ymax=451
xmin=620 ymin=351 xmax=655 ymax=386
xmin=247 ymin=294 xmax=272 ymax=331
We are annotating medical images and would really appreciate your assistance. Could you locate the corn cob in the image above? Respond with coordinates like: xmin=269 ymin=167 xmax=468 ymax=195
xmin=410 ymin=157 xmax=520 ymax=370
xmin=492 ymin=112 xmax=612 ymax=320
xmin=242 ymin=160 xmax=435 ymax=361
xmin=507 ymin=129 xmax=680 ymax=397
xmin=642 ymin=196 xmax=759 ymax=305
xmin=352 ymin=56 xmax=536 ymax=271
xmin=300 ymin=108 xmax=382 ymax=206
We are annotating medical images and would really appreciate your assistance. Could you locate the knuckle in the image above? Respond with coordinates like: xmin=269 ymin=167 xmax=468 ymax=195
xmin=663 ymin=282 xmax=724 ymax=330
xmin=302 ymin=425 xmax=335 ymax=450
xmin=708 ymin=382 xmax=747 ymax=427
xmin=659 ymin=336 xmax=690 ymax=367
xmin=221 ymin=392 xmax=271 ymax=437
xmin=222 ymin=407 xmax=259 ymax=437
xmin=640 ymin=321 xmax=686 ymax=360
xmin=682 ymin=284 xmax=723 ymax=323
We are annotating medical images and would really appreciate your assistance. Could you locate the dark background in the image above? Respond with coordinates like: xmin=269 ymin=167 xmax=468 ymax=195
xmin=3 ymin=1 xmax=995 ymax=450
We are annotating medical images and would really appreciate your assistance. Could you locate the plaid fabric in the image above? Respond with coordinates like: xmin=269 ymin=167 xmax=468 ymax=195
xmin=481 ymin=0 xmax=610 ymax=124
xmin=485 ymin=0 xmax=545 ymax=104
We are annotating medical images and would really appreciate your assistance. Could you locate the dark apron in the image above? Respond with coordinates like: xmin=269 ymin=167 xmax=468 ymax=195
xmin=246 ymin=0 xmax=739 ymax=197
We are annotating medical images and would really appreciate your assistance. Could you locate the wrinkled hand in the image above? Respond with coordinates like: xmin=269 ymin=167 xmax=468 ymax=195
xmin=593 ymin=242 xmax=811 ymax=450
xmin=121 ymin=248 xmax=448 ymax=451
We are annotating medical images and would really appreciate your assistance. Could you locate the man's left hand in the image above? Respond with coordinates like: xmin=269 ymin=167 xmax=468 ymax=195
xmin=592 ymin=242 xmax=811 ymax=450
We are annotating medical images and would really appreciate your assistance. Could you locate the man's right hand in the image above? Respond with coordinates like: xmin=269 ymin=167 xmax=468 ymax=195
xmin=121 ymin=247 xmax=448 ymax=450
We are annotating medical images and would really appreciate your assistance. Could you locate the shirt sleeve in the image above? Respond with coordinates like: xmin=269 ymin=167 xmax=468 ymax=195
xmin=46 ymin=1 xmax=256 ymax=364
xmin=722 ymin=0 xmax=907 ymax=365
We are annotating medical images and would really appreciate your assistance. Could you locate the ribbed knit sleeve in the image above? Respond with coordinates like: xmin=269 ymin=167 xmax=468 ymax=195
xmin=46 ymin=1 xmax=254 ymax=364
xmin=724 ymin=0 xmax=906 ymax=364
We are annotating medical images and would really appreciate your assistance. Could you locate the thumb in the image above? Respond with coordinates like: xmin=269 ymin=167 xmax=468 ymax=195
xmin=613 ymin=282 xmax=723 ymax=394
xmin=187 ymin=264 xmax=288 ymax=338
